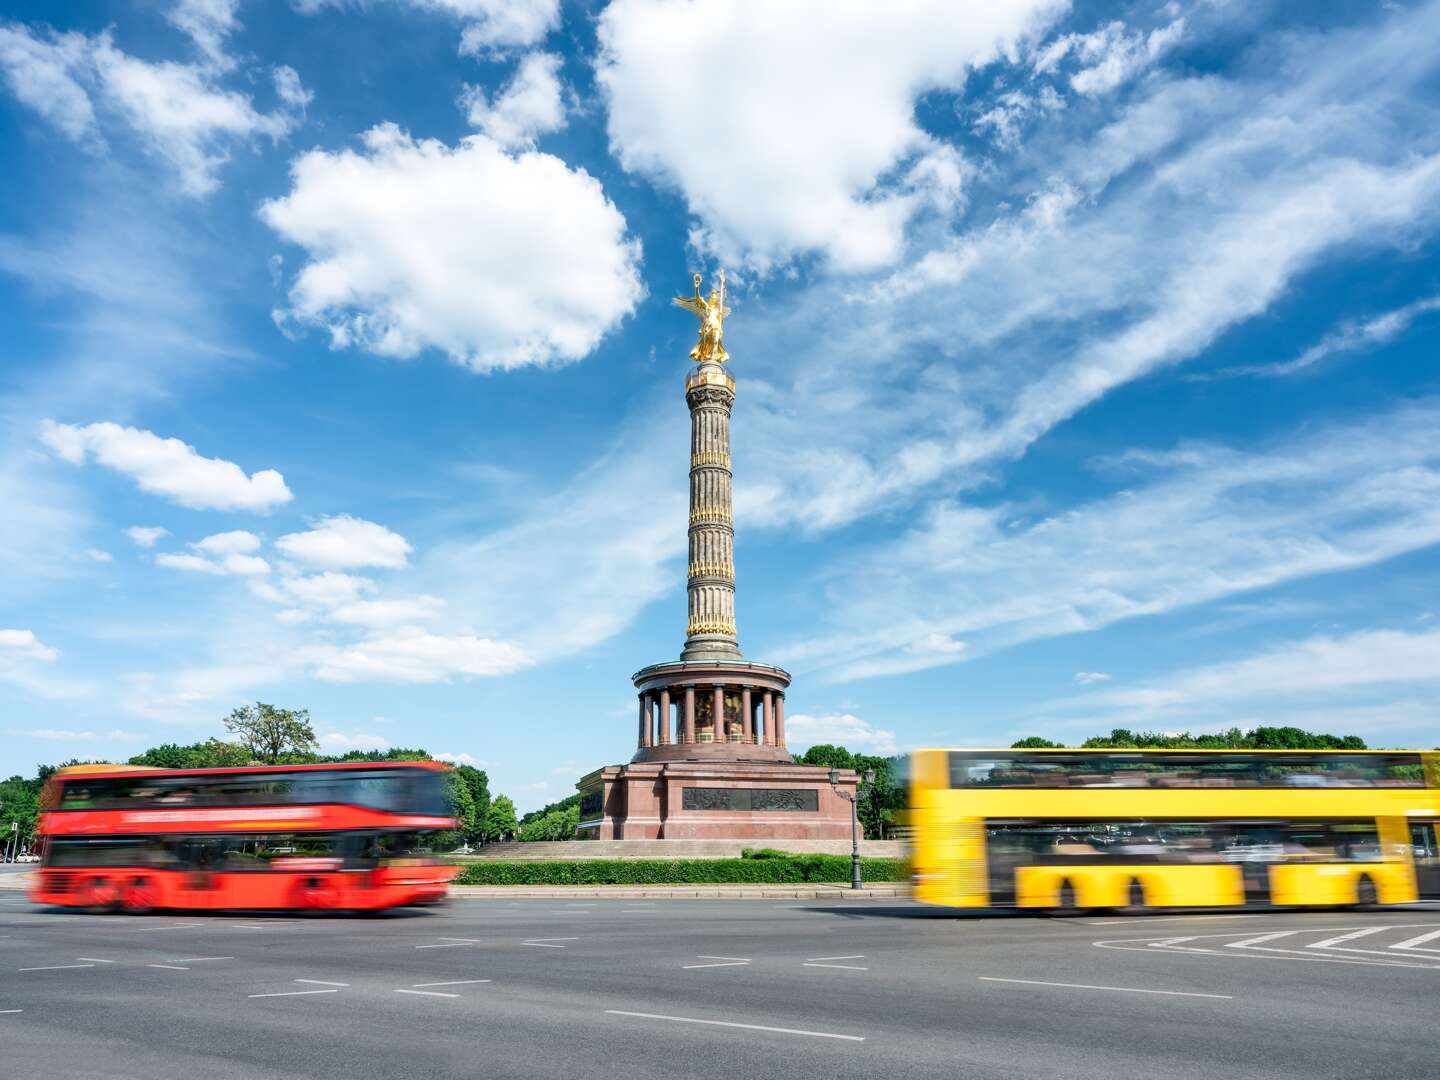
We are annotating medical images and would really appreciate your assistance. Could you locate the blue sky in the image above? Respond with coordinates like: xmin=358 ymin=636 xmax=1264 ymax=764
xmin=1 ymin=0 xmax=1438 ymax=810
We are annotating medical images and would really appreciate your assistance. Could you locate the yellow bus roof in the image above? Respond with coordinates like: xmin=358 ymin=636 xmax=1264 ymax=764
xmin=919 ymin=748 xmax=1428 ymax=754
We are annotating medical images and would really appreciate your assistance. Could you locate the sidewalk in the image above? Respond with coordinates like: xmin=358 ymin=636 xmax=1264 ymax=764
xmin=449 ymin=883 xmax=908 ymax=899
xmin=0 ymin=872 xmax=907 ymax=900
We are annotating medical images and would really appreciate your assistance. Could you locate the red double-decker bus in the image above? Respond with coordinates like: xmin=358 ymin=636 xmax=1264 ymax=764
xmin=30 ymin=761 xmax=462 ymax=913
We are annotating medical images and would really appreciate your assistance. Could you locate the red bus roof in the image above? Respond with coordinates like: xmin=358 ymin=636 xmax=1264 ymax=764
xmin=53 ymin=760 xmax=454 ymax=781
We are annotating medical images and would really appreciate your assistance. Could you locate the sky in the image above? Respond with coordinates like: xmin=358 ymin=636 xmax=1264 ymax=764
xmin=1 ymin=0 xmax=1438 ymax=811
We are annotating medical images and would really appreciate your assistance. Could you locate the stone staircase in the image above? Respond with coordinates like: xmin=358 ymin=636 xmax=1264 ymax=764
xmin=458 ymin=838 xmax=906 ymax=861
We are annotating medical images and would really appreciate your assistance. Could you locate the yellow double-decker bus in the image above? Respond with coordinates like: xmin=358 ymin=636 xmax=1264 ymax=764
xmin=909 ymin=748 xmax=1440 ymax=911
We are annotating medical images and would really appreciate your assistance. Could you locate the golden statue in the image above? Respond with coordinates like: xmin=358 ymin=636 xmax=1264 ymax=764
xmin=674 ymin=271 xmax=730 ymax=362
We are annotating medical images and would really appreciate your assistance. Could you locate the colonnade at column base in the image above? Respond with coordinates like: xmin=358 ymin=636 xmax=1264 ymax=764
xmin=630 ymin=659 xmax=794 ymax=762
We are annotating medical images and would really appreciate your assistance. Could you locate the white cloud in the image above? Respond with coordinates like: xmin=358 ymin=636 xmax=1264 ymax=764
xmin=269 ymin=571 xmax=377 ymax=607
xmin=273 ymin=65 xmax=312 ymax=110
xmin=294 ymin=0 xmax=559 ymax=54
xmin=1216 ymin=294 xmax=1440 ymax=379
xmin=192 ymin=529 xmax=260 ymax=555
xmin=125 ymin=525 xmax=169 ymax=548
xmin=157 ymin=549 xmax=268 ymax=577
xmin=0 ymin=22 xmax=303 ymax=195
xmin=784 ymin=713 xmax=899 ymax=756
xmin=452 ymin=0 xmax=560 ymax=53
xmin=596 ymin=0 xmax=1060 ymax=271
xmin=85 ymin=547 xmax=112 ymax=562
xmin=779 ymin=404 xmax=1440 ymax=683
xmin=460 ymin=51 xmax=564 ymax=149
xmin=167 ymin=0 xmax=240 ymax=70
xmin=5 ymin=727 xmax=138 ymax=742
xmin=220 ymin=553 xmax=270 ymax=576
xmin=1027 ymin=627 xmax=1440 ymax=744
xmin=40 ymin=420 xmax=293 ymax=511
xmin=0 ymin=628 xmax=59 ymax=662
xmin=329 ymin=595 xmax=446 ymax=627
xmin=261 ymin=123 xmax=642 ymax=371
xmin=1089 ymin=628 xmax=1440 ymax=711
xmin=1073 ymin=671 xmax=1111 ymax=685
xmin=275 ymin=515 xmax=412 ymax=570
xmin=318 ymin=730 xmax=390 ymax=752
xmin=305 ymin=627 xmax=532 ymax=683
xmin=156 ymin=551 xmax=226 ymax=575
xmin=0 ymin=24 xmax=97 ymax=140
xmin=1035 ymin=17 xmax=1187 ymax=96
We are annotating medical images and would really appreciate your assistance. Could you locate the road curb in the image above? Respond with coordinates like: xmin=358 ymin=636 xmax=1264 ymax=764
xmin=448 ymin=884 xmax=908 ymax=899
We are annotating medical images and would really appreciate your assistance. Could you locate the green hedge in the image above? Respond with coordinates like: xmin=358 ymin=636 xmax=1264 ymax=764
xmin=453 ymin=856 xmax=907 ymax=886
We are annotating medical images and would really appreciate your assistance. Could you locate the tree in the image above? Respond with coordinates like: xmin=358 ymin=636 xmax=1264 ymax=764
xmin=129 ymin=739 xmax=252 ymax=769
xmin=481 ymin=795 xmax=518 ymax=842
xmin=452 ymin=765 xmax=491 ymax=839
xmin=517 ymin=804 xmax=579 ymax=842
xmin=1011 ymin=737 xmax=1064 ymax=748
xmin=222 ymin=703 xmax=318 ymax=765
xmin=518 ymin=793 xmax=578 ymax=828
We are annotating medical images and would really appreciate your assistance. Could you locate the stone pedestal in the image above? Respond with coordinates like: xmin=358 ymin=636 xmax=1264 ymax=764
xmin=576 ymin=760 xmax=858 ymax=842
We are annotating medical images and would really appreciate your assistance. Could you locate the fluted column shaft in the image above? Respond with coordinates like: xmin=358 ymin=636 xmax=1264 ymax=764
xmin=741 ymin=688 xmax=753 ymax=743
xmin=682 ymin=364 xmax=741 ymax=661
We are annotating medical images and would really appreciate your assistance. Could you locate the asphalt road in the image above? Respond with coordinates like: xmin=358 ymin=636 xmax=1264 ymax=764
xmin=2 ymin=892 xmax=1438 ymax=1080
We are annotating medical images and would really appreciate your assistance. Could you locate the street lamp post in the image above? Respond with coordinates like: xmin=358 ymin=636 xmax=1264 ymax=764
xmin=829 ymin=768 xmax=875 ymax=890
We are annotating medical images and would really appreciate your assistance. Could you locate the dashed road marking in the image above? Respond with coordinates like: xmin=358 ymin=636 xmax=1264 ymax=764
xmin=979 ymin=976 xmax=1232 ymax=1000
xmin=295 ymin=979 xmax=349 ymax=987
xmin=147 ymin=964 xmax=190 ymax=971
xmin=804 ymin=963 xmax=868 ymax=971
xmin=522 ymin=937 xmax=579 ymax=948
xmin=605 ymin=1010 xmax=864 ymax=1042
xmin=394 ymin=989 xmax=458 ymax=998
xmin=412 ymin=979 xmax=491 ymax=988
xmin=75 ymin=957 xmax=114 ymax=963
xmin=248 ymin=988 xmax=339 ymax=998
xmin=171 ymin=956 xmax=233 ymax=963
xmin=807 ymin=955 xmax=864 ymax=961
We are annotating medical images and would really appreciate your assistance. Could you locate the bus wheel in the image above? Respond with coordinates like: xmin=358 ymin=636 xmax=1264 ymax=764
xmin=1052 ymin=881 xmax=1079 ymax=915
xmin=1355 ymin=875 xmax=1379 ymax=909
xmin=1126 ymin=879 xmax=1146 ymax=911
xmin=122 ymin=878 xmax=157 ymax=916
xmin=82 ymin=877 xmax=120 ymax=914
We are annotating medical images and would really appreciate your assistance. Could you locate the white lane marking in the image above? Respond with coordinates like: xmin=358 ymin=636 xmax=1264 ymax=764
xmin=524 ymin=937 xmax=579 ymax=942
xmin=147 ymin=964 xmax=190 ymax=971
xmin=1086 ymin=914 xmax=1263 ymax=926
xmin=978 ymin=977 xmax=1232 ymax=1000
xmin=411 ymin=980 xmax=492 ymax=988
xmin=394 ymin=989 xmax=459 ymax=998
xmin=803 ymin=963 xmax=869 ymax=971
xmin=1310 ymin=927 xmax=1389 ymax=950
xmin=170 ymin=956 xmax=234 ymax=963
xmin=295 ymin=979 xmax=349 ymax=987
xmin=19 ymin=963 xmax=96 ymax=972
xmin=247 ymin=989 xmax=339 ymax=998
xmin=695 ymin=955 xmax=750 ymax=961
xmin=75 ymin=957 xmax=114 ymax=963
xmin=1226 ymin=931 xmax=1302 ymax=949
xmin=806 ymin=955 xmax=864 ymax=961
xmin=440 ymin=937 xmax=484 ymax=942
xmin=0 ymin=1009 xmax=22 ymax=1014
xmin=1095 ymin=928 xmax=1440 ymax=970
xmin=1393 ymin=928 xmax=1440 ymax=951
xmin=605 ymin=1010 xmax=864 ymax=1042
xmin=522 ymin=942 xmax=568 ymax=948
xmin=683 ymin=961 xmax=750 ymax=969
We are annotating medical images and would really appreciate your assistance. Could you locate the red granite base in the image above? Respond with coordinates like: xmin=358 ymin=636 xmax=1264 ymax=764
xmin=575 ymin=760 xmax=858 ymax=841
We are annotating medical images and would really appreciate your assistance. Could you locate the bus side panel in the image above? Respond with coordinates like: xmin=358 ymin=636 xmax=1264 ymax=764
xmin=1014 ymin=864 xmax=1243 ymax=908
xmin=1268 ymin=862 xmax=1414 ymax=906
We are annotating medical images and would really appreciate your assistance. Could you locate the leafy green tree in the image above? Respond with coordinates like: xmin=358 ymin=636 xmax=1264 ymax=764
xmin=482 ymin=795 xmax=518 ymax=842
xmin=452 ymin=765 xmax=491 ymax=839
xmin=222 ymin=703 xmax=318 ymax=765
xmin=129 ymin=739 xmax=252 ymax=769
xmin=517 ymin=804 xmax=580 ymax=841
xmin=518 ymin=793 xmax=579 ymax=828
xmin=0 ymin=774 xmax=41 ymax=852
xmin=1011 ymin=737 xmax=1064 ymax=748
